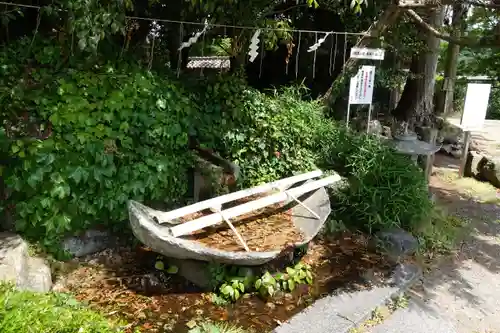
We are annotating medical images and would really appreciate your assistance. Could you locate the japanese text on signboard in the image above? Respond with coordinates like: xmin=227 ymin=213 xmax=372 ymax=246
xmin=349 ymin=65 xmax=375 ymax=105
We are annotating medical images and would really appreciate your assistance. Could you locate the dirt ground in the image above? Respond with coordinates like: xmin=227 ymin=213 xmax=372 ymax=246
xmin=52 ymin=232 xmax=391 ymax=333
xmin=410 ymin=154 xmax=500 ymax=333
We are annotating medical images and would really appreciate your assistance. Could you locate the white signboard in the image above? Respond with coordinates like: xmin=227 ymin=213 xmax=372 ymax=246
xmin=460 ymin=83 xmax=491 ymax=130
xmin=349 ymin=65 xmax=375 ymax=105
xmin=350 ymin=47 xmax=385 ymax=60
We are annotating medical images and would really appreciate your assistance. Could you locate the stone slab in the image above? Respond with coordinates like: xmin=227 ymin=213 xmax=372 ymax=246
xmin=368 ymin=298 xmax=457 ymax=333
xmin=272 ymin=263 xmax=421 ymax=333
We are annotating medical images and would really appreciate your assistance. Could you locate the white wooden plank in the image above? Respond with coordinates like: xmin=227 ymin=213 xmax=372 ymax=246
xmin=285 ymin=192 xmax=321 ymax=219
xmin=169 ymin=174 xmax=341 ymax=238
xmin=154 ymin=170 xmax=323 ymax=223
xmin=215 ymin=208 xmax=250 ymax=252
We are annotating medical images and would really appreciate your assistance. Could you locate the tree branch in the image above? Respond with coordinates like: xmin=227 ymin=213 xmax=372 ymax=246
xmin=264 ymin=3 xmax=309 ymax=17
xmin=404 ymin=8 xmax=498 ymax=47
xmin=397 ymin=0 xmax=500 ymax=8
xmin=462 ymin=0 xmax=500 ymax=9
xmin=321 ymin=6 xmax=401 ymax=103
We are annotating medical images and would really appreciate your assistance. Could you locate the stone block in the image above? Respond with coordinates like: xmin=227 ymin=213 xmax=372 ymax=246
xmin=479 ymin=157 xmax=500 ymax=188
xmin=62 ymin=229 xmax=116 ymax=257
xmin=0 ymin=232 xmax=52 ymax=292
xmin=464 ymin=151 xmax=486 ymax=178
xmin=372 ymin=228 xmax=418 ymax=263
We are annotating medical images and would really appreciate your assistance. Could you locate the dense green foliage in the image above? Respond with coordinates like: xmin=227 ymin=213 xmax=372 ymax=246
xmin=0 ymin=34 xmax=433 ymax=254
xmin=195 ymin=79 xmax=319 ymax=186
xmin=0 ymin=282 xmax=124 ymax=332
xmin=1 ymin=38 xmax=195 ymax=251
xmin=317 ymin=125 xmax=432 ymax=234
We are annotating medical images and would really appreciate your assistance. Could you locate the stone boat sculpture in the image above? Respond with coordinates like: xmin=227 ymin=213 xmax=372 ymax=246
xmin=128 ymin=170 xmax=339 ymax=266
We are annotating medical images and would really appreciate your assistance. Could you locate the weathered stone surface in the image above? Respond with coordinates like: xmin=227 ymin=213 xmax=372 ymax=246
xmin=479 ymin=157 xmax=500 ymax=188
xmin=128 ymin=185 xmax=332 ymax=266
xmin=373 ymin=228 xmax=418 ymax=262
xmin=273 ymin=263 xmax=422 ymax=333
xmin=25 ymin=257 xmax=52 ymax=292
xmin=0 ymin=233 xmax=28 ymax=287
xmin=0 ymin=232 xmax=52 ymax=292
xmin=382 ymin=126 xmax=392 ymax=138
xmin=436 ymin=118 xmax=463 ymax=145
xmin=439 ymin=142 xmax=463 ymax=159
xmin=464 ymin=151 xmax=486 ymax=178
xmin=62 ymin=229 xmax=116 ymax=257
xmin=450 ymin=148 xmax=463 ymax=159
xmin=367 ymin=120 xmax=383 ymax=136
xmin=169 ymin=258 xmax=211 ymax=289
xmin=415 ymin=126 xmax=438 ymax=144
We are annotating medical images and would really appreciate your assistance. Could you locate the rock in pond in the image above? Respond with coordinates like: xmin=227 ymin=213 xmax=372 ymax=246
xmin=372 ymin=228 xmax=418 ymax=262
xmin=0 ymin=232 xmax=52 ymax=292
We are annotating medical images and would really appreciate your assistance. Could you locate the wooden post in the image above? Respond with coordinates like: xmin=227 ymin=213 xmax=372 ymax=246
xmin=458 ymin=130 xmax=471 ymax=178
xmin=346 ymin=103 xmax=352 ymax=128
xmin=367 ymin=104 xmax=373 ymax=133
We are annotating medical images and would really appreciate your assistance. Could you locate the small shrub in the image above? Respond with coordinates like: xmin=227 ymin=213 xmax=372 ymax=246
xmin=0 ymin=282 xmax=124 ymax=332
xmin=207 ymin=262 xmax=313 ymax=303
xmin=317 ymin=125 xmax=432 ymax=234
xmin=254 ymin=271 xmax=279 ymax=298
xmin=219 ymin=278 xmax=246 ymax=302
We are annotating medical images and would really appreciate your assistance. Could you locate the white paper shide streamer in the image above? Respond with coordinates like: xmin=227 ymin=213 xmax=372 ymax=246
xmin=248 ymin=29 xmax=261 ymax=62
xmin=178 ymin=19 xmax=210 ymax=50
xmin=308 ymin=32 xmax=331 ymax=52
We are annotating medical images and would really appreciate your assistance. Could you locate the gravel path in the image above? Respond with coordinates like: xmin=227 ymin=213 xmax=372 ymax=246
xmin=372 ymin=156 xmax=500 ymax=333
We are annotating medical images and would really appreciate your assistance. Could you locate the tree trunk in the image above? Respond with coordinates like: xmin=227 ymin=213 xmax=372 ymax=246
xmin=435 ymin=3 xmax=468 ymax=117
xmin=391 ymin=7 xmax=445 ymax=132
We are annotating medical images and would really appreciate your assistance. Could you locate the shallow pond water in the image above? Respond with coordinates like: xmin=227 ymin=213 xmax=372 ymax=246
xmin=54 ymin=232 xmax=393 ymax=333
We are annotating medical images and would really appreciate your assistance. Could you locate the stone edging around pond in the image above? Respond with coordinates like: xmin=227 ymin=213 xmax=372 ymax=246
xmin=465 ymin=151 xmax=500 ymax=189
xmin=272 ymin=262 xmax=422 ymax=333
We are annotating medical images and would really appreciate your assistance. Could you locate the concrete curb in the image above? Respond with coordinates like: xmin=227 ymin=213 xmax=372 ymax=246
xmin=272 ymin=263 xmax=422 ymax=333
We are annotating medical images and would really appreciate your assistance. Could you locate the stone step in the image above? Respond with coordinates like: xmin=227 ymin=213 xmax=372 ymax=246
xmin=273 ymin=263 xmax=421 ymax=333
xmin=368 ymin=299 xmax=458 ymax=333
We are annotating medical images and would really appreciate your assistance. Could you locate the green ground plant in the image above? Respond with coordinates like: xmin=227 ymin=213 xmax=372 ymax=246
xmin=415 ymin=206 xmax=466 ymax=254
xmin=206 ymin=262 xmax=314 ymax=303
xmin=0 ymin=282 xmax=126 ymax=333
xmin=187 ymin=321 xmax=249 ymax=333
